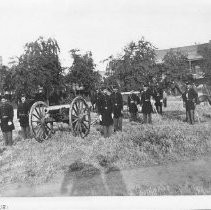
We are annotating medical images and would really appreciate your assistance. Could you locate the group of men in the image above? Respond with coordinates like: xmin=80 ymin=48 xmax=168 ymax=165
xmin=0 ymin=81 xmax=199 ymax=146
xmin=0 ymin=94 xmax=31 ymax=147
xmin=182 ymin=82 xmax=199 ymax=125
xmin=94 ymin=83 xmax=168 ymax=138
xmin=94 ymin=81 xmax=199 ymax=138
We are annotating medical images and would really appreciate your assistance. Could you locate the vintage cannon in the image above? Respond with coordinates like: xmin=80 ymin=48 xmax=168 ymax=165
xmin=29 ymin=96 xmax=91 ymax=142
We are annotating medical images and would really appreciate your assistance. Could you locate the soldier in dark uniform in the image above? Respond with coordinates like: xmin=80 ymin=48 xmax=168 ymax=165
xmin=5 ymin=91 xmax=12 ymax=102
xmin=0 ymin=95 xmax=15 ymax=146
xmin=98 ymin=86 xmax=114 ymax=138
xmin=110 ymin=85 xmax=123 ymax=132
xmin=17 ymin=94 xmax=31 ymax=139
xmin=34 ymin=86 xmax=46 ymax=102
xmin=127 ymin=90 xmax=140 ymax=122
xmin=140 ymin=84 xmax=153 ymax=123
xmin=153 ymin=84 xmax=163 ymax=115
xmin=49 ymin=88 xmax=60 ymax=106
xmin=91 ymin=89 xmax=103 ymax=113
xmin=182 ymin=82 xmax=198 ymax=124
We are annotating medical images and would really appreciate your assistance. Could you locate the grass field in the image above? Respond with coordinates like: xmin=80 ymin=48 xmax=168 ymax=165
xmin=0 ymin=96 xmax=211 ymax=196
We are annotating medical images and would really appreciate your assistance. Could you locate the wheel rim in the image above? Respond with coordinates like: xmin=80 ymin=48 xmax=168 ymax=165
xmin=29 ymin=101 xmax=53 ymax=142
xmin=69 ymin=96 xmax=91 ymax=138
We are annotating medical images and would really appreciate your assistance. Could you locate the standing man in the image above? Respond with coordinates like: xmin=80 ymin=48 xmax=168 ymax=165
xmin=0 ymin=95 xmax=15 ymax=146
xmin=17 ymin=94 xmax=30 ymax=139
xmin=182 ymin=82 xmax=198 ymax=124
xmin=110 ymin=85 xmax=123 ymax=132
xmin=98 ymin=86 xmax=114 ymax=138
xmin=153 ymin=83 xmax=163 ymax=115
xmin=140 ymin=84 xmax=153 ymax=124
xmin=128 ymin=90 xmax=140 ymax=122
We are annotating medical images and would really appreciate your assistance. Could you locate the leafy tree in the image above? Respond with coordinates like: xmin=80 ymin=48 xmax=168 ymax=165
xmin=0 ymin=65 xmax=15 ymax=93
xmin=11 ymin=36 xmax=63 ymax=99
xmin=162 ymin=49 xmax=189 ymax=81
xmin=105 ymin=37 xmax=157 ymax=91
xmin=65 ymin=49 xmax=102 ymax=92
xmin=197 ymin=43 xmax=211 ymax=77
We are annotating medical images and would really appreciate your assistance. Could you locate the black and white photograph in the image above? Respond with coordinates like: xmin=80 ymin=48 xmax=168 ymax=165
xmin=0 ymin=0 xmax=211 ymax=209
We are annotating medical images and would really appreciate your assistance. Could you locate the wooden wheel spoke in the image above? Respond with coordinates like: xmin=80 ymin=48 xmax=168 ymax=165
xmin=32 ymin=113 xmax=40 ymax=120
xmin=38 ymin=105 xmax=42 ymax=116
xmin=73 ymin=106 xmax=78 ymax=115
xmin=69 ymin=97 xmax=90 ymax=138
xmin=72 ymin=118 xmax=78 ymax=124
xmin=36 ymin=126 xmax=43 ymax=136
xmin=29 ymin=101 xmax=49 ymax=142
xmin=75 ymin=102 xmax=80 ymax=112
xmin=72 ymin=114 xmax=79 ymax=119
xmin=35 ymin=108 xmax=41 ymax=118
xmin=81 ymin=121 xmax=88 ymax=130
xmin=78 ymin=123 xmax=82 ymax=135
xmin=45 ymin=124 xmax=52 ymax=131
xmin=32 ymin=120 xmax=41 ymax=124
xmin=75 ymin=121 xmax=80 ymax=134
xmin=81 ymin=122 xmax=88 ymax=134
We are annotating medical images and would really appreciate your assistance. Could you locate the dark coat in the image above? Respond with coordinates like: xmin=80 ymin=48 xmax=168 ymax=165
xmin=182 ymin=88 xmax=198 ymax=111
xmin=98 ymin=94 xmax=113 ymax=126
xmin=110 ymin=92 xmax=123 ymax=118
xmin=140 ymin=89 xmax=153 ymax=114
xmin=34 ymin=92 xmax=46 ymax=102
xmin=0 ymin=102 xmax=15 ymax=132
xmin=17 ymin=101 xmax=30 ymax=127
xmin=128 ymin=93 xmax=140 ymax=113
xmin=153 ymin=87 xmax=163 ymax=106
xmin=95 ymin=91 xmax=103 ymax=114
xmin=49 ymin=91 xmax=60 ymax=105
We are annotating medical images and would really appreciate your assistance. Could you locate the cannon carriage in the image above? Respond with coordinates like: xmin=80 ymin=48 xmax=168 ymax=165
xmin=29 ymin=96 xmax=91 ymax=142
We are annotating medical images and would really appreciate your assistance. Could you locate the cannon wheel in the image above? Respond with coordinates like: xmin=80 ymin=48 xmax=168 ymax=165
xmin=29 ymin=101 xmax=53 ymax=142
xmin=69 ymin=96 xmax=91 ymax=138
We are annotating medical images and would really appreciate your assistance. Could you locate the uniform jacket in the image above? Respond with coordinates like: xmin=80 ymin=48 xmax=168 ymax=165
xmin=49 ymin=91 xmax=60 ymax=105
xmin=128 ymin=93 xmax=140 ymax=113
xmin=0 ymin=102 xmax=15 ymax=132
xmin=95 ymin=91 xmax=103 ymax=113
xmin=140 ymin=89 xmax=153 ymax=114
xmin=110 ymin=92 xmax=123 ymax=118
xmin=153 ymin=87 xmax=163 ymax=106
xmin=182 ymin=88 xmax=198 ymax=111
xmin=98 ymin=93 xmax=113 ymax=126
xmin=17 ymin=101 xmax=30 ymax=127
xmin=34 ymin=92 xmax=46 ymax=102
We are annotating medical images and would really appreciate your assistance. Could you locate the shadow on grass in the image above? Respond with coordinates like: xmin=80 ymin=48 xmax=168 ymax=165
xmin=60 ymin=159 xmax=128 ymax=196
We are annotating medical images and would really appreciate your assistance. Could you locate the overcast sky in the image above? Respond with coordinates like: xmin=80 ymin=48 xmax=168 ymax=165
xmin=0 ymin=0 xmax=211 ymax=70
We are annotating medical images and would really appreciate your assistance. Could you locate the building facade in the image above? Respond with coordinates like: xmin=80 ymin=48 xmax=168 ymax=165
xmin=155 ymin=40 xmax=211 ymax=78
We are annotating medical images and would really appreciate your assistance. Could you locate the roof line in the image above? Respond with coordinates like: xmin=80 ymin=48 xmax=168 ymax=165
xmin=155 ymin=42 xmax=208 ymax=52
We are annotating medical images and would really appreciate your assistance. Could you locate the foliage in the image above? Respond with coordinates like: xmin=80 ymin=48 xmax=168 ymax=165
xmin=162 ymin=49 xmax=189 ymax=81
xmin=11 ymin=36 xmax=63 ymax=99
xmin=65 ymin=49 xmax=102 ymax=92
xmin=197 ymin=43 xmax=211 ymax=78
xmin=104 ymin=37 xmax=157 ymax=91
xmin=0 ymin=65 xmax=14 ymax=92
